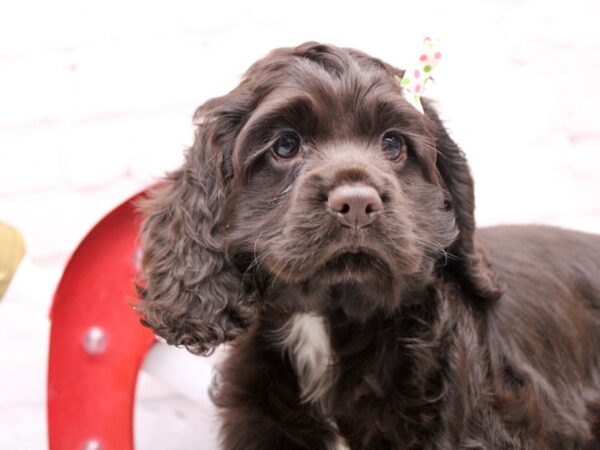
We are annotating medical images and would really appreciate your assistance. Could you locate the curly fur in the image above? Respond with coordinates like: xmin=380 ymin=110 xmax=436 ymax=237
xmin=137 ymin=42 xmax=600 ymax=449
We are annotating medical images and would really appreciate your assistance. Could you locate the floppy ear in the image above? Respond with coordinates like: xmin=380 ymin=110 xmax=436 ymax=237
xmin=136 ymin=94 xmax=256 ymax=356
xmin=423 ymin=101 xmax=504 ymax=301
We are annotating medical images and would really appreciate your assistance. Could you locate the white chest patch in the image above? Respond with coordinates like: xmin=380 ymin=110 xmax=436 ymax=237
xmin=329 ymin=427 xmax=351 ymax=450
xmin=279 ymin=312 xmax=336 ymax=405
xmin=279 ymin=313 xmax=349 ymax=448
xmin=330 ymin=436 xmax=351 ymax=450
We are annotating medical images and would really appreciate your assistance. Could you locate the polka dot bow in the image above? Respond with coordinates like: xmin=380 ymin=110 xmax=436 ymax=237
xmin=396 ymin=36 xmax=442 ymax=114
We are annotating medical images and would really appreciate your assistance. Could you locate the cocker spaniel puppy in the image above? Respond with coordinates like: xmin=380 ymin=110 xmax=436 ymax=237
xmin=137 ymin=42 xmax=600 ymax=449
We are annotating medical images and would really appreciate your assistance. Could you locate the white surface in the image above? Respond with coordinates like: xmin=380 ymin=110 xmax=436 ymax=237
xmin=1 ymin=0 xmax=599 ymax=448
xmin=142 ymin=342 xmax=224 ymax=407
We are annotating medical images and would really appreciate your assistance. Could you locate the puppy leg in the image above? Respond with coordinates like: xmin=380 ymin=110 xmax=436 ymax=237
xmin=219 ymin=405 xmax=343 ymax=450
xmin=214 ymin=348 xmax=345 ymax=449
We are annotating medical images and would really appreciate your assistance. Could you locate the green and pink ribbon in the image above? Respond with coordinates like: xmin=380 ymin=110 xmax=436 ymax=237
xmin=396 ymin=36 xmax=442 ymax=114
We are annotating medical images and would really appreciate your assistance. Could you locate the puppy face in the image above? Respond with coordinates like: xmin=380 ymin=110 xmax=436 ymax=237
xmin=137 ymin=43 xmax=501 ymax=354
xmin=223 ymin=56 xmax=457 ymax=303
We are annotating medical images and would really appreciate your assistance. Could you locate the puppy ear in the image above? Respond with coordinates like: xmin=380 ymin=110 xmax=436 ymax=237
xmin=136 ymin=95 xmax=256 ymax=356
xmin=423 ymin=101 xmax=504 ymax=300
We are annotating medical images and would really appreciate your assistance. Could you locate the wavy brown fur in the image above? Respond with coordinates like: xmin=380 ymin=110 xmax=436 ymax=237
xmin=137 ymin=42 xmax=600 ymax=449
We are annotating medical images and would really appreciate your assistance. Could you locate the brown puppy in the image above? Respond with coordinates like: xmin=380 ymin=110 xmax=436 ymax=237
xmin=137 ymin=42 xmax=600 ymax=449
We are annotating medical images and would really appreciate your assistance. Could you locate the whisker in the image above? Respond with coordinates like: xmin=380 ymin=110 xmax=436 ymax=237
xmin=270 ymin=256 xmax=293 ymax=287
xmin=370 ymin=257 xmax=393 ymax=277
xmin=412 ymin=236 xmax=459 ymax=267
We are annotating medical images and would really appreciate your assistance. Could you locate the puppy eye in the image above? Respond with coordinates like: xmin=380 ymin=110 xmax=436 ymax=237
xmin=381 ymin=131 xmax=407 ymax=161
xmin=272 ymin=132 xmax=301 ymax=159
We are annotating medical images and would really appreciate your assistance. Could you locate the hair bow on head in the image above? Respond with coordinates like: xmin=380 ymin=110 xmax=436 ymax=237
xmin=395 ymin=36 xmax=442 ymax=114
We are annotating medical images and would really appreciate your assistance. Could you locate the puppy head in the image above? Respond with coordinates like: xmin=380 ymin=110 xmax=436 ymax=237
xmin=137 ymin=42 xmax=502 ymax=355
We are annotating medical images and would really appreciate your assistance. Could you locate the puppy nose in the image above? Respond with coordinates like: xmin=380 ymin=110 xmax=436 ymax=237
xmin=327 ymin=184 xmax=383 ymax=229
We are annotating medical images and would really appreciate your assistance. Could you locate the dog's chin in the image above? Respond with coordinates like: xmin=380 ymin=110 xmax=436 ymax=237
xmin=268 ymin=247 xmax=396 ymax=286
xmin=315 ymin=250 xmax=393 ymax=285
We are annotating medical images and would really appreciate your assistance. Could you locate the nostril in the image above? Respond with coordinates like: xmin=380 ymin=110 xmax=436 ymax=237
xmin=366 ymin=198 xmax=383 ymax=215
xmin=339 ymin=203 xmax=350 ymax=214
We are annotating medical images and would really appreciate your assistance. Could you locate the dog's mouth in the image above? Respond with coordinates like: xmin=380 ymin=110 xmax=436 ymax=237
xmin=315 ymin=248 xmax=394 ymax=283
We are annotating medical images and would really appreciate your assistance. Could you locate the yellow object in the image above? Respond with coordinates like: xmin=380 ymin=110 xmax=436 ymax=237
xmin=0 ymin=222 xmax=25 ymax=300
